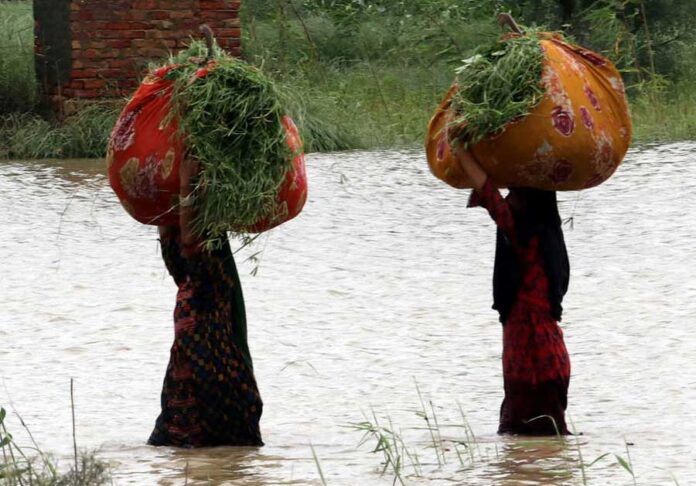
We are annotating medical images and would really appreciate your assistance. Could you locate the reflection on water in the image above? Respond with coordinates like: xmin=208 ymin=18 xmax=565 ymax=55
xmin=486 ymin=439 xmax=578 ymax=485
xmin=1 ymin=145 xmax=695 ymax=485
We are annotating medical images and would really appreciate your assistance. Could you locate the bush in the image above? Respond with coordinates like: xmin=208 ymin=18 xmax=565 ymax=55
xmin=0 ymin=0 xmax=36 ymax=112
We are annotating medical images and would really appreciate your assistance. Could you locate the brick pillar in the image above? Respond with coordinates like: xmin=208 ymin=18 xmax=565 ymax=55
xmin=34 ymin=0 xmax=241 ymax=105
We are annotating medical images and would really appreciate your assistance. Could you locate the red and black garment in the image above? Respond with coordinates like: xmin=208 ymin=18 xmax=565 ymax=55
xmin=148 ymin=230 xmax=263 ymax=447
xmin=469 ymin=180 xmax=571 ymax=436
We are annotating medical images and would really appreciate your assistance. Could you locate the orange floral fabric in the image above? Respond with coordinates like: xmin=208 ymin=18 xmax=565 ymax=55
xmin=426 ymin=36 xmax=632 ymax=191
xmin=107 ymin=64 xmax=307 ymax=233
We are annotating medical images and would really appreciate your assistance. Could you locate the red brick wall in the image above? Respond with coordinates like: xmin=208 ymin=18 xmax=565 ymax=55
xmin=35 ymin=0 xmax=241 ymax=100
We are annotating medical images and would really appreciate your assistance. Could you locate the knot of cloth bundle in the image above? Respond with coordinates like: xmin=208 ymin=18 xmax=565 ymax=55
xmin=107 ymin=43 xmax=307 ymax=237
xmin=426 ymin=31 xmax=632 ymax=191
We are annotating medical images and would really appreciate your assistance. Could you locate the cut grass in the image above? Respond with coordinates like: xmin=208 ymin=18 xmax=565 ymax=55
xmin=450 ymin=31 xmax=546 ymax=148
xmin=165 ymin=40 xmax=292 ymax=240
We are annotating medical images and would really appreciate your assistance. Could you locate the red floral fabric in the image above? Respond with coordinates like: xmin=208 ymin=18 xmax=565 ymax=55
xmin=107 ymin=64 xmax=308 ymax=233
xmin=426 ymin=37 xmax=633 ymax=192
xmin=469 ymin=180 xmax=571 ymax=435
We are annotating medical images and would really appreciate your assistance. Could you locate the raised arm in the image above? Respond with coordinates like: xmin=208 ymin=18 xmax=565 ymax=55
xmin=453 ymin=144 xmax=488 ymax=191
xmin=179 ymin=157 xmax=201 ymax=255
xmin=454 ymin=145 xmax=516 ymax=238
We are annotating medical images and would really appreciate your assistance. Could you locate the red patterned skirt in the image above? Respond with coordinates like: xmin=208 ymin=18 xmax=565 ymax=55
xmin=498 ymin=302 xmax=571 ymax=435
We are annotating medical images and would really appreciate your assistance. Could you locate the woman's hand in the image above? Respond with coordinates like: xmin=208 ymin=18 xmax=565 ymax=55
xmin=453 ymin=144 xmax=488 ymax=191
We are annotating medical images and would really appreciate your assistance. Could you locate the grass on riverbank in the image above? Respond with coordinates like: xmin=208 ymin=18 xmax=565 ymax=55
xmin=1 ymin=1 xmax=695 ymax=160
xmin=1 ymin=406 xmax=111 ymax=486
xmin=2 ymin=72 xmax=695 ymax=160
xmin=0 ymin=105 xmax=120 ymax=160
xmin=631 ymin=84 xmax=696 ymax=142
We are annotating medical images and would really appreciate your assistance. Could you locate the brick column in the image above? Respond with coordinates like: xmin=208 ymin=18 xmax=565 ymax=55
xmin=34 ymin=0 xmax=241 ymax=104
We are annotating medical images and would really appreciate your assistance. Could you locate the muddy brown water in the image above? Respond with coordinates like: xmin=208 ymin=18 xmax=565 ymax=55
xmin=1 ymin=145 xmax=695 ymax=485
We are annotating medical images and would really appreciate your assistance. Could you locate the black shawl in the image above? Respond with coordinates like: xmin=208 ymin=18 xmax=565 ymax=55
xmin=492 ymin=188 xmax=570 ymax=324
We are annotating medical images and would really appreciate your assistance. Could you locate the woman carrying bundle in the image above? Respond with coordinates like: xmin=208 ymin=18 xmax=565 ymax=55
xmin=108 ymin=25 xmax=308 ymax=447
xmin=426 ymin=14 xmax=632 ymax=435
xmin=148 ymin=156 xmax=264 ymax=447
xmin=455 ymin=146 xmax=571 ymax=436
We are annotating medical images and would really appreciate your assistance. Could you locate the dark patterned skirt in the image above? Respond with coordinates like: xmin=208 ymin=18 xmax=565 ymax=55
xmin=149 ymin=234 xmax=263 ymax=447
xmin=498 ymin=304 xmax=571 ymax=436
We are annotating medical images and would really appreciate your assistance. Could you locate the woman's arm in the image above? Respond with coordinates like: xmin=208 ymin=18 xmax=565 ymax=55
xmin=454 ymin=145 xmax=516 ymax=237
xmin=453 ymin=144 xmax=488 ymax=191
xmin=158 ymin=224 xmax=187 ymax=285
xmin=179 ymin=157 xmax=201 ymax=255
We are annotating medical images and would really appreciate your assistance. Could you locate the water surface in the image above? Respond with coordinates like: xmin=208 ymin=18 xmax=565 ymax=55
xmin=1 ymin=145 xmax=694 ymax=485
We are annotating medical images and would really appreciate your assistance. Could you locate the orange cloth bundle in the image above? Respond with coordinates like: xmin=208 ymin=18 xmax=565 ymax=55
xmin=107 ymin=64 xmax=307 ymax=233
xmin=426 ymin=35 xmax=632 ymax=191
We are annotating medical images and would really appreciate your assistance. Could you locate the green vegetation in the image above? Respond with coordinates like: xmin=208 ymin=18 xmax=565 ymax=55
xmin=1 ymin=0 xmax=696 ymax=160
xmin=330 ymin=383 xmax=679 ymax=485
xmin=166 ymin=41 xmax=292 ymax=240
xmin=0 ymin=106 xmax=120 ymax=159
xmin=1 ymin=406 xmax=111 ymax=486
xmin=450 ymin=31 xmax=546 ymax=147
xmin=0 ymin=0 xmax=116 ymax=159
xmin=241 ymin=1 xmax=501 ymax=150
xmin=241 ymin=0 xmax=696 ymax=150
xmin=0 ymin=0 xmax=35 ymax=113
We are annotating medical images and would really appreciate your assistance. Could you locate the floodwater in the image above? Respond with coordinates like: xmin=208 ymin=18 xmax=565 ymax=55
xmin=1 ymin=145 xmax=695 ymax=485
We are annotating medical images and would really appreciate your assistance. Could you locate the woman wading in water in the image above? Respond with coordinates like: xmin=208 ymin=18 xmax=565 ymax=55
xmin=456 ymin=147 xmax=571 ymax=435
xmin=149 ymin=157 xmax=263 ymax=447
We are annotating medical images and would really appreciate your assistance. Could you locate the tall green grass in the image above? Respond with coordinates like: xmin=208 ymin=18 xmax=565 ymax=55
xmin=1 ymin=1 xmax=696 ymax=161
xmin=1 ymin=389 xmax=111 ymax=486
xmin=241 ymin=7 xmax=497 ymax=151
xmin=343 ymin=384 xmax=680 ymax=485
xmin=243 ymin=11 xmax=696 ymax=151
xmin=0 ymin=0 xmax=117 ymax=160
xmin=631 ymin=82 xmax=696 ymax=142
xmin=0 ymin=0 xmax=35 ymax=112
xmin=0 ymin=105 xmax=119 ymax=159
xmin=280 ymin=61 xmax=459 ymax=151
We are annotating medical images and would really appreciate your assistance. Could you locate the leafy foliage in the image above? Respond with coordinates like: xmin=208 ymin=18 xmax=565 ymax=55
xmin=1 ymin=407 xmax=111 ymax=486
xmin=1 ymin=0 xmax=696 ymax=159
xmin=166 ymin=41 xmax=292 ymax=241
xmin=243 ymin=0 xmax=696 ymax=86
xmin=449 ymin=32 xmax=546 ymax=147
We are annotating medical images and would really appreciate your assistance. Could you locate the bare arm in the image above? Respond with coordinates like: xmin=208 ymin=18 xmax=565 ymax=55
xmin=179 ymin=157 xmax=201 ymax=254
xmin=456 ymin=146 xmax=515 ymax=235
xmin=453 ymin=144 xmax=488 ymax=191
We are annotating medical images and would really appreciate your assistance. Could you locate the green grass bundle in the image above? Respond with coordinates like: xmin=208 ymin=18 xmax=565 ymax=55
xmin=166 ymin=41 xmax=292 ymax=240
xmin=449 ymin=32 xmax=546 ymax=148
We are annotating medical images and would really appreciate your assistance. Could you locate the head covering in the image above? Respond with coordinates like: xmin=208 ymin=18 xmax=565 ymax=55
xmin=493 ymin=188 xmax=570 ymax=323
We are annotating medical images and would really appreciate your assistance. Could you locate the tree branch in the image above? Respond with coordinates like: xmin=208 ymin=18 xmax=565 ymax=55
xmin=497 ymin=13 xmax=524 ymax=34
